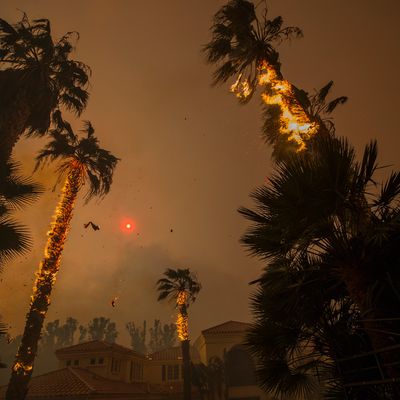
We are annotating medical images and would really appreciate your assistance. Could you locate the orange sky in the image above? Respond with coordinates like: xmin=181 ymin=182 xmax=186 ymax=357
xmin=1 ymin=0 xmax=399 ymax=345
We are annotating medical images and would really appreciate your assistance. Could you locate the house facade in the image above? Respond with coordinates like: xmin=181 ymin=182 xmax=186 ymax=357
xmin=0 ymin=321 xmax=269 ymax=400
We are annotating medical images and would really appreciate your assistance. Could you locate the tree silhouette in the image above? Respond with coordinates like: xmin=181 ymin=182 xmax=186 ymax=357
xmin=241 ymin=135 xmax=400 ymax=397
xmin=126 ymin=321 xmax=147 ymax=354
xmin=0 ymin=15 xmax=90 ymax=163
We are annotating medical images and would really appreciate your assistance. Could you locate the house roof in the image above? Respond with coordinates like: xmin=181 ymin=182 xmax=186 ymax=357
xmin=148 ymin=346 xmax=200 ymax=363
xmin=201 ymin=321 xmax=251 ymax=335
xmin=0 ymin=367 xmax=168 ymax=398
xmin=56 ymin=340 xmax=145 ymax=358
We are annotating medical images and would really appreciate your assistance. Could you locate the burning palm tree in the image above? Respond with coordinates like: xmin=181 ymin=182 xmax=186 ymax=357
xmin=6 ymin=111 xmax=118 ymax=399
xmin=204 ymin=0 xmax=346 ymax=154
xmin=156 ymin=268 xmax=201 ymax=400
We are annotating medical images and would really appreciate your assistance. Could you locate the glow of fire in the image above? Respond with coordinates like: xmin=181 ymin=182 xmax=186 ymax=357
xmin=176 ymin=291 xmax=189 ymax=341
xmin=230 ymin=62 xmax=318 ymax=151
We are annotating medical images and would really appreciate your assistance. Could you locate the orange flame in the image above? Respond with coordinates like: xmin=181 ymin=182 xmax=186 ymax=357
xmin=231 ymin=62 xmax=318 ymax=151
xmin=176 ymin=291 xmax=189 ymax=341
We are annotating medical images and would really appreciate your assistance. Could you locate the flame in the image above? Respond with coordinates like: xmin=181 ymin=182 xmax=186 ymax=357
xmin=231 ymin=62 xmax=318 ymax=151
xmin=176 ymin=291 xmax=189 ymax=341
xmin=230 ymin=74 xmax=252 ymax=99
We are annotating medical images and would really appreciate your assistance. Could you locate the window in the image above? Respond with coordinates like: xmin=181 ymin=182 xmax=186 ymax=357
xmin=167 ymin=365 xmax=173 ymax=380
xmin=167 ymin=365 xmax=180 ymax=381
xmin=66 ymin=360 xmax=71 ymax=366
xmin=90 ymin=358 xmax=96 ymax=365
xmin=173 ymin=365 xmax=179 ymax=380
xmin=111 ymin=358 xmax=120 ymax=373
xmin=98 ymin=358 xmax=104 ymax=365
xmin=74 ymin=359 xmax=79 ymax=366
xmin=162 ymin=365 xmax=166 ymax=381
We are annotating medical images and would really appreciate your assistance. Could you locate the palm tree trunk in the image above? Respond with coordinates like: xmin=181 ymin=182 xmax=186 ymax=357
xmin=182 ymin=339 xmax=192 ymax=400
xmin=177 ymin=301 xmax=191 ymax=400
xmin=6 ymin=166 xmax=82 ymax=400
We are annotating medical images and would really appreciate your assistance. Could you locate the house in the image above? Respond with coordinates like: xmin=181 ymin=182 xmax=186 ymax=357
xmin=0 ymin=321 xmax=268 ymax=400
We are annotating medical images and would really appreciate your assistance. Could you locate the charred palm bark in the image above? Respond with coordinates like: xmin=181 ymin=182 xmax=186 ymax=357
xmin=6 ymin=166 xmax=82 ymax=400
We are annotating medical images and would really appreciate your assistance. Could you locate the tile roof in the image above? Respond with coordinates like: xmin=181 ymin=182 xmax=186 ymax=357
xmin=0 ymin=367 xmax=169 ymax=398
xmin=148 ymin=346 xmax=200 ymax=363
xmin=56 ymin=340 xmax=145 ymax=358
xmin=201 ymin=321 xmax=251 ymax=335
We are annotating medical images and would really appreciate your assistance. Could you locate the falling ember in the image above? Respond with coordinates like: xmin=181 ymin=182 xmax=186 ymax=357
xmin=176 ymin=291 xmax=189 ymax=341
xmin=231 ymin=62 xmax=319 ymax=151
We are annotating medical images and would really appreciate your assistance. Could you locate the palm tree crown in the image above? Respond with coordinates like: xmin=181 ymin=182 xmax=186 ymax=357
xmin=0 ymin=15 xmax=90 ymax=134
xmin=156 ymin=268 xmax=201 ymax=306
xmin=35 ymin=111 xmax=118 ymax=200
xmin=204 ymin=0 xmax=302 ymax=100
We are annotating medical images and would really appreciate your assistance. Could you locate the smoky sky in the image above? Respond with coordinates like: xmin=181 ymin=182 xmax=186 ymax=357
xmin=1 ymin=0 xmax=399 ymax=345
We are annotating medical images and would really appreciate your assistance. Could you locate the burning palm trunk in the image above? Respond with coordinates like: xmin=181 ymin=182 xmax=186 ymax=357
xmin=177 ymin=291 xmax=189 ymax=341
xmin=6 ymin=166 xmax=82 ymax=400
xmin=231 ymin=61 xmax=318 ymax=152
xmin=177 ymin=291 xmax=191 ymax=400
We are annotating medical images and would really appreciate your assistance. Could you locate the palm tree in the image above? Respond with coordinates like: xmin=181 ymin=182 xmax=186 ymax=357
xmin=204 ymin=1 xmax=347 ymax=156
xmin=156 ymin=268 xmax=201 ymax=400
xmin=6 ymin=112 xmax=118 ymax=400
xmin=204 ymin=0 xmax=301 ymax=97
xmin=240 ymin=135 xmax=400 ymax=394
xmin=0 ymin=14 xmax=90 ymax=164
xmin=0 ymin=160 xmax=42 ymax=270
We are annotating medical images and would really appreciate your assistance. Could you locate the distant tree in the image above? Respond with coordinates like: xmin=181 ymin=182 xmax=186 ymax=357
xmin=6 ymin=113 xmax=118 ymax=399
xmin=78 ymin=325 xmax=88 ymax=343
xmin=56 ymin=318 xmax=77 ymax=348
xmin=0 ymin=15 xmax=90 ymax=164
xmin=126 ymin=321 xmax=147 ymax=354
xmin=148 ymin=319 xmax=177 ymax=353
xmin=159 ymin=321 xmax=177 ymax=349
xmin=156 ymin=268 xmax=201 ymax=400
xmin=85 ymin=317 xmax=118 ymax=343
